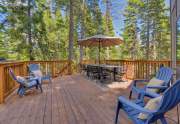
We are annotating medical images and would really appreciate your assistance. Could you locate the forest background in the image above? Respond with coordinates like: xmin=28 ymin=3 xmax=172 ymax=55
xmin=0 ymin=0 xmax=170 ymax=62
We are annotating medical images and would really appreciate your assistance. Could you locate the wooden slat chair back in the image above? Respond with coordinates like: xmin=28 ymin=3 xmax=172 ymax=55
xmin=155 ymin=67 xmax=173 ymax=87
xmin=115 ymin=79 xmax=180 ymax=124
xmin=28 ymin=64 xmax=52 ymax=83
xmin=129 ymin=67 xmax=173 ymax=100
xmin=9 ymin=68 xmax=42 ymax=96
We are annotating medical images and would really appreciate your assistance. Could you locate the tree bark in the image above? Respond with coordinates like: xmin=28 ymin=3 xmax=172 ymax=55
xmin=105 ymin=0 xmax=111 ymax=59
xmin=79 ymin=0 xmax=86 ymax=62
xmin=146 ymin=0 xmax=150 ymax=60
xmin=68 ymin=0 xmax=74 ymax=74
xmin=28 ymin=0 xmax=34 ymax=60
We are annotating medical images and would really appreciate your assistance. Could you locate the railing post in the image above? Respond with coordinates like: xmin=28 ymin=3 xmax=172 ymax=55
xmin=146 ymin=60 xmax=149 ymax=79
xmin=168 ymin=60 xmax=171 ymax=67
xmin=68 ymin=60 xmax=72 ymax=75
xmin=23 ymin=61 xmax=28 ymax=76
xmin=0 ymin=65 xmax=5 ymax=103
xmin=52 ymin=61 xmax=55 ymax=77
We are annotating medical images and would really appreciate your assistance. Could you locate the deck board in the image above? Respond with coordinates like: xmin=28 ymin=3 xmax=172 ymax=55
xmin=0 ymin=75 xmax=179 ymax=124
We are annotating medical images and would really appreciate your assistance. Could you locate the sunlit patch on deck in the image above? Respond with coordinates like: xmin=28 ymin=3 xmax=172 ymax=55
xmin=107 ymin=81 xmax=132 ymax=89
xmin=54 ymin=86 xmax=62 ymax=90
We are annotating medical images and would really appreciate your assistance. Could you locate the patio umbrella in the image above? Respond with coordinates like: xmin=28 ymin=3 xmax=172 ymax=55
xmin=78 ymin=35 xmax=123 ymax=64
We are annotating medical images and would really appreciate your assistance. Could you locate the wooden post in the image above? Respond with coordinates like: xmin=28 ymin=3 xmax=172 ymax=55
xmin=0 ymin=65 xmax=4 ymax=103
xmin=80 ymin=46 xmax=83 ymax=63
xmin=23 ymin=61 xmax=28 ymax=76
xmin=68 ymin=60 xmax=72 ymax=75
xmin=52 ymin=61 xmax=55 ymax=77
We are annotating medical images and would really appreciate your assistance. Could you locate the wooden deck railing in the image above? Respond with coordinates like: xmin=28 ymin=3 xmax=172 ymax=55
xmin=0 ymin=59 xmax=174 ymax=103
xmin=28 ymin=60 xmax=73 ymax=77
xmin=0 ymin=60 xmax=74 ymax=103
xmin=81 ymin=60 xmax=171 ymax=79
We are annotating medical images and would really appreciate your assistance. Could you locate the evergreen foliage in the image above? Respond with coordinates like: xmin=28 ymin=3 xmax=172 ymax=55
xmin=0 ymin=0 xmax=170 ymax=61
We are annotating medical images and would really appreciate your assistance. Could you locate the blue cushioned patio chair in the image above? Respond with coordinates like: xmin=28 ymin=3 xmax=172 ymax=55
xmin=28 ymin=64 xmax=52 ymax=83
xmin=129 ymin=67 xmax=173 ymax=100
xmin=115 ymin=79 xmax=180 ymax=124
xmin=9 ymin=68 xmax=43 ymax=96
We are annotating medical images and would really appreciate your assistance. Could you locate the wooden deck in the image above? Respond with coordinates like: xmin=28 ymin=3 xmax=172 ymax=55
xmin=0 ymin=75 xmax=178 ymax=124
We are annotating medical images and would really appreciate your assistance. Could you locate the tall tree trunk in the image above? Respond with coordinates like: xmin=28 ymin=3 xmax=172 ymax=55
xmin=68 ymin=0 xmax=74 ymax=74
xmin=105 ymin=0 xmax=111 ymax=59
xmin=28 ymin=0 xmax=34 ymax=60
xmin=146 ymin=0 xmax=150 ymax=60
xmin=79 ymin=0 xmax=86 ymax=63
xmin=146 ymin=0 xmax=150 ymax=78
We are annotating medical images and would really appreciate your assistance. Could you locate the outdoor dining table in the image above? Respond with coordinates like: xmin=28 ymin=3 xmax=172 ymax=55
xmin=85 ymin=64 xmax=123 ymax=81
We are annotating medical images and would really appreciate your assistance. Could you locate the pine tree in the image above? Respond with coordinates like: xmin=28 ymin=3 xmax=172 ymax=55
xmin=122 ymin=0 xmax=143 ymax=60
xmin=139 ymin=0 xmax=170 ymax=60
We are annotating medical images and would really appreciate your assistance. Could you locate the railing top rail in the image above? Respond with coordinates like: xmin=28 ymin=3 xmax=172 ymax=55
xmin=28 ymin=60 xmax=70 ymax=62
xmin=81 ymin=60 xmax=172 ymax=63
xmin=0 ymin=60 xmax=71 ymax=65
xmin=0 ymin=61 xmax=25 ymax=66
xmin=104 ymin=59 xmax=171 ymax=62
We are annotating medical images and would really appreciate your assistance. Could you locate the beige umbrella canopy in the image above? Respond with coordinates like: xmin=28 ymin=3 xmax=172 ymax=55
xmin=78 ymin=35 xmax=123 ymax=64
xmin=78 ymin=34 xmax=123 ymax=47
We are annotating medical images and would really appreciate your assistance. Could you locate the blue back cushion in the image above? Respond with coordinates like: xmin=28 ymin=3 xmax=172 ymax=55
xmin=29 ymin=64 xmax=40 ymax=72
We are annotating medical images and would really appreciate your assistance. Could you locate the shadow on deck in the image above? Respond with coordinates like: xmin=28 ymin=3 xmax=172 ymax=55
xmin=0 ymin=75 xmax=178 ymax=124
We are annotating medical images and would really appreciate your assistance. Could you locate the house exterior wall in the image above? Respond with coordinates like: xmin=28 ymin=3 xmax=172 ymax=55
xmin=171 ymin=0 xmax=176 ymax=69
xmin=171 ymin=0 xmax=180 ymax=80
